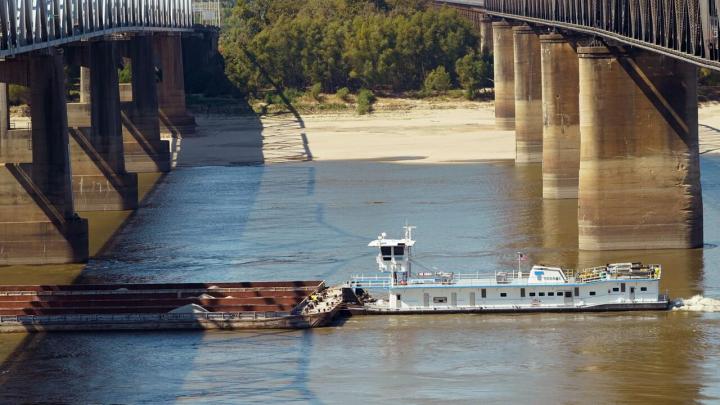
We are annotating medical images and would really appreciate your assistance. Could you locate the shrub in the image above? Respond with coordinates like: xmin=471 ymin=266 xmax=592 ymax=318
xmin=336 ymin=87 xmax=351 ymax=102
xmin=8 ymin=84 xmax=29 ymax=106
xmin=423 ymin=66 xmax=452 ymax=95
xmin=309 ymin=83 xmax=322 ymax=101
xmin=455 ymin=51 xmax=492 ymax=99
xmin=118 ymin=63 xmax=132 ymax=83
xmin=356 ymin=88 xmax=375 ymax=115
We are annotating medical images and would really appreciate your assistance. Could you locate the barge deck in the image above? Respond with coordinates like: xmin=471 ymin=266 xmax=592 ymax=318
xmin=0 ymin=281 xmax=343 ymax=332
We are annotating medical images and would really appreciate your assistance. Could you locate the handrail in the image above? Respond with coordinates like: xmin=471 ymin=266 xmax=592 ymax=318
xmin=0 ymin=0 xmax=196 ymax=57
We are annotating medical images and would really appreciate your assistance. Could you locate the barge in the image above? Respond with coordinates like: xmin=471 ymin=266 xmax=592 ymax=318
xmin=346 ymin=226 xmax=670 ymax=314
xmin=0 ymin=281 xmax=343 ymax=332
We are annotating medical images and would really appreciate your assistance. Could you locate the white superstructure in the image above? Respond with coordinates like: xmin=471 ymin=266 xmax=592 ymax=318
xmin=348 ymin=226 xmax=669 ymax=313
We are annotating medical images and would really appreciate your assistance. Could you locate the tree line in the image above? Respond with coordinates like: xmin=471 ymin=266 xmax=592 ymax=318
xmin=220 ymin=0 xmax=493 ymax=99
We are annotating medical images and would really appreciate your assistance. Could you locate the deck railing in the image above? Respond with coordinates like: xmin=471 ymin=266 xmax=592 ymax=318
xmin=0 ymin=0 xmax=195 ymax=57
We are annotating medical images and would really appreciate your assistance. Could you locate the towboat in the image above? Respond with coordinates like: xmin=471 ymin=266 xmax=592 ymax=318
xmin=346 ymin=226 xmax=670 ymax=314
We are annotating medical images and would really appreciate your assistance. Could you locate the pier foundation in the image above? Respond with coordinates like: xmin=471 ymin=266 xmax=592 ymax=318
xmin=122 ymin=35 xmax=171 ymax=173
xmin=540 ymin=33 xmax=580 ymax=198
xmin=577 ymin=46 xmax=703 ymax=250
xmin=154 ymin=33 xmax=196 ymax=138
xmin=67 ymin=41 xmax=139 ymax=211
xmin=513 ymin=25 xmax=543 ymax=163
xmin=492 ymin=21 xmax=515 ymax=130
xmin=0 ymin=51 xmax=88 ymax=264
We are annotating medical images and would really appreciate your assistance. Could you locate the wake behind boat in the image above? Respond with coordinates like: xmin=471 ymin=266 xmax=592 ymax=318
xmin=345 ymin=225 xmax=670 ymax=314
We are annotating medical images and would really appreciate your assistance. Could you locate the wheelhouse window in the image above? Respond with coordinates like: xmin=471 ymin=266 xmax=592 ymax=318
xmin=433 ymin=297 xmax=447 ymax=304
xmin=381 ymin=246 xmax=392 ymax=261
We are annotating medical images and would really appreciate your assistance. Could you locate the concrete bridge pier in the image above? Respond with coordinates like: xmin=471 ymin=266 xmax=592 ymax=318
xmin=122 ymin=35 xmax=171 ymax=173
xmin=577 ymin=45 xmax=703 ymax=250
xmin=540 ymin=33 xmax=580 ymax=198
xmin=67 ymin=41 xmax=139 ymax=211
xmin=479 ymin=14 xmax=493 ymax=56
xmin=492 ymin=21 xmax=516 ymax=130
xmin=154 ymin=33 xmax=196 ymax=138
xmin=0 ymin=50 xmax=88 ymax=264
xmin=513 ymin=25 xmax=543 ymax=163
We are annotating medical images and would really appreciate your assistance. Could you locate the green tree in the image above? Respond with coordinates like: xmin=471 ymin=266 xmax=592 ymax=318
xmin=423 ymin=66 xmax=451 ymax=94
xmin=455 ymin=51 xmax=491 ymax=99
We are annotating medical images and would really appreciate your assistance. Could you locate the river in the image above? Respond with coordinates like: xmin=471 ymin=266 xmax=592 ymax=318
xmin=1 ymin=159 xmax=720 ymax=403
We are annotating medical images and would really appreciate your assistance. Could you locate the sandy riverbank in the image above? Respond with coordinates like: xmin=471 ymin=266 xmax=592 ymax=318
xmin=181 ymin=101 xmax=720 ymax=166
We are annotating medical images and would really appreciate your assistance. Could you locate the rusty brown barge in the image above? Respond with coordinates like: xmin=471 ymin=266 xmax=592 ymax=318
xmin=0 ymin=281 xmax=344 ymax=333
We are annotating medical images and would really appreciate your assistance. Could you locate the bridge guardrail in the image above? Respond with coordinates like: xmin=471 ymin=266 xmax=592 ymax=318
xmin=0 ymin=0 xmax=195 ymax=57
xmin=439 ymin=0 xmax=720 ymax=70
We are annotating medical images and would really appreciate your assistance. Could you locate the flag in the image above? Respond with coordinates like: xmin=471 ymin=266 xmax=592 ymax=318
xmin=517 ymin=252 xmax=527 ymax=262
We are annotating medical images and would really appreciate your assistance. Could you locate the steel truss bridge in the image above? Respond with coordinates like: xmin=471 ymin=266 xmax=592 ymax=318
xmin=0 ymin=0 xmax=211 ymax=58
xmin=438 ymin=0 xmax=720 ymax=70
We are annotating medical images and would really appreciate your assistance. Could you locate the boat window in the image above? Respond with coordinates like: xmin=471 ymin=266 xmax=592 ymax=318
xmin=640 ymin=287 xmax=647 ymax=292
xmin=539 ymin=292 xmax=545 ymax=297
xmin=621 ymin=283 xmax=626 ymax=293
xmin=481 ymin=289 xmax=486 ymax=298
xmin=565 ymin=291 xmax=572 ymax=298
xmin=393 ymin=246 xmax=405 ymax=257
xmin=589 ymin=291 xmax=596 ymax=296
xmin=381 ymin=246 xmax=392 ymax=261
xmin=500 ymin=293 xmax=507 ymax=297
xmin=529 ymin=292 xmax=536 ymax=297
xmin=612 ymin=287 xmax=619 ymax=292
xmin=547 ymin=292 xmax=554 ymax=297
xmin=574 ymin=287 xmax=580 ymax=297
xmin=433 ymin=297 xmax=447 ymax=304
xmin=520 ymin=288 xmax=525 ymax=298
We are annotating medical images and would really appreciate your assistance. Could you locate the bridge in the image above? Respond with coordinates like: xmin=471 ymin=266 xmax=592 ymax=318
xmin=0 ymin=0 xmax=214 ymax=264
xmin=437 ymin=0 xmax=710 ymax=251
xmin=0 ymin=0 xmax=711 ymax=264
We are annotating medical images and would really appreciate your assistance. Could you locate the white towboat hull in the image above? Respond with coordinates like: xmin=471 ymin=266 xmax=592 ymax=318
xmin=350 ymin=300 xmax=670 ymax=315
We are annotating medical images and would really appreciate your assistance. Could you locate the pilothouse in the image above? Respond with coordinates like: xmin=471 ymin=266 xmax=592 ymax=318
xmin=347 ymin=225 xmax=669 ymax=313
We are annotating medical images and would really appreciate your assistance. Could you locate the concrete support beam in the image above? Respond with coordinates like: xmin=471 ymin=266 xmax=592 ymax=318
xmin=577 ymin=46 xmax=703 ymax=250
xmin=513 ymin=25 xmax=543 ymax=163
xmin=0 ymin=50 xmax=88 ymax=264
xmin=154 ymin=33 xmax=196 ymax=138
xmin=492 ymin=21 xmax=515 ymax=130
xmin=79 ymin=67 xmax=91 ymax=103
xmin=122 ymin=35 xmax=171 ymax=173
xmin=68 ymin=41 xmax=139 ymax=211
xmin=479 ymin=15 xmax=493 ymax=56
xmin=540 ymin=33 xmax=580 ymax=199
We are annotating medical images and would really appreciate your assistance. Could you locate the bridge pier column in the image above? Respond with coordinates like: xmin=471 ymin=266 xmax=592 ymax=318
xmin=0 ymin=51 xmax=88 ymax=264
xmin=492 ymin=21 xmax=516 ymax=130
xmin=154 ymin=33 xmax=196 ymax=138
xmin=540 ymin=33 xmax=580 ymax=199
xmin=0 ymin=83 xmax=8 ymax=137
xmin=479 ymin=15 xmax=493 ymax=56
xmin=122 ymin=35 xmax=171 ymax=173
xmin=577 ymin=45 xmax=703 ymax=250
xmin=68 ymin=41 xmax=139 ymax=211
xmin=513 ymin=25 xmax=543 ymax=163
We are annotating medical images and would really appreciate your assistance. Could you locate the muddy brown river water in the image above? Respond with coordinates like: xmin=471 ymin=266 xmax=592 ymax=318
xmin=1 ymin=160 xmax=719 ymax=403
